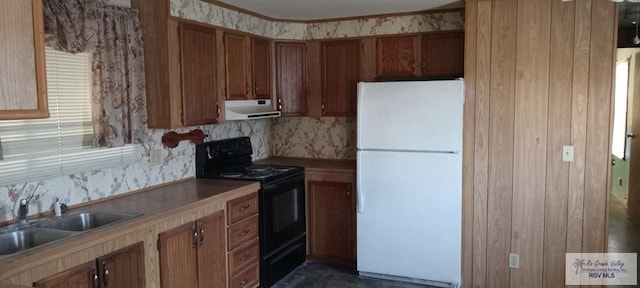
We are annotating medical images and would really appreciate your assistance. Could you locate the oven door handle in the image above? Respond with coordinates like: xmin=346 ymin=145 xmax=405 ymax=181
xmin=357 ymin=158 xmax=364 ymax=214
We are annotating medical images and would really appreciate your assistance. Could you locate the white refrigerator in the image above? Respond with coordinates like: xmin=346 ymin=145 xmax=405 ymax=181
xmin=356 ymin=80 xmax=463 ymax=288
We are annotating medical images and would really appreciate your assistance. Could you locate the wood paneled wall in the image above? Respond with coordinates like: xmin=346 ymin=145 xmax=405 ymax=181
xmin=463 ymin=0 xmax=616 ymax=287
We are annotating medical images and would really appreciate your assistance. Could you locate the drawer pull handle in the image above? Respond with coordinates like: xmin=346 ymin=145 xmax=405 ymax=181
xmin=241 ymin=277 xmax=251 ymax=285
xmin=240 ymin=253 xmax=251 ymax=261
xmin=239 ymin=229 xmax=250 ymax=236
xmin=240 ymin=204 xmax=250 ymax=211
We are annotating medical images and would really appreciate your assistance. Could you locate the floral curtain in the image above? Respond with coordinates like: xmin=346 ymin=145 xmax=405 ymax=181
xmin=43 ymin=0 xmax=147 ymax=147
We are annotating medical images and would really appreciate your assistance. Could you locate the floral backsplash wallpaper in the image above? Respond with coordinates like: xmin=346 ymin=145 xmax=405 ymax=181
xmin=271 ymin=117 xmax=356 ymax=160
xmin=0 ymin=120 xmax=270 ymax=221
xmin=170 ymin=0 xmax=463 ymax=40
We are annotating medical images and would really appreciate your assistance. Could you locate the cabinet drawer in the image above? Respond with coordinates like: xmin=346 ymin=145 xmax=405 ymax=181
xmin=229 ymin=240 xmax=259 ymax=276
xmin=228 ymin=215 xmax=259 ymax=251
xmin=230 ymin=263 xmax=259 ymax=288
xmin=228 ymin=192 xmax=258 ymax=225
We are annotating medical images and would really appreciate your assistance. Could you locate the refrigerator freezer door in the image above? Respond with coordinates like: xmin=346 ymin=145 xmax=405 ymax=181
xmin=357 ymin=80 xmax=463 ymax=152
xmin=356 ymin=150 xmax=462 ymax=285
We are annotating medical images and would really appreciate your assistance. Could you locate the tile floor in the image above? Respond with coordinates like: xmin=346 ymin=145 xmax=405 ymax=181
xmin=607 ymin=193 xmax=640 ymax=288
xmin=272 ymin=262 xmax=437 ymax=288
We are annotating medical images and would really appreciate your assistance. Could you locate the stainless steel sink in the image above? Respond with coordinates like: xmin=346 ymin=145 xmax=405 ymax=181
xmin=0 ymin=228 xmax=75 ymax=256
xmin=35 ymin=209 xmax=142 ymax=232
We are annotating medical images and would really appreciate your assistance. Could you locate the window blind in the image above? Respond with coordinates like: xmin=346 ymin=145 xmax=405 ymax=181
xmin=0 ymin=47 xmax=140 ymax=186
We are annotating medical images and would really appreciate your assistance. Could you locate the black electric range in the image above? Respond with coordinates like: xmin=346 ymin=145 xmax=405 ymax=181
xmin=196 ymin=137 xmax=306 ymax=287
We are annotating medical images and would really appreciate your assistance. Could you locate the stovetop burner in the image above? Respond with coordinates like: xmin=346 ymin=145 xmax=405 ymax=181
xmin=220 ymin=172 xmax=243 ymax=177
xmin=244 ymin=171 xmax=274 ymax=178
xmin=245 ymin=165 xmax=270 ymax=172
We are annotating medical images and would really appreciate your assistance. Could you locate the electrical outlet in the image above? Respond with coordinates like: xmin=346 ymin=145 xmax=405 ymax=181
xmin=562 ymin=145 xmax=574 ymax=162
xmin=149 ymin=149 xmax=163 ymax=166
xmin=509 ymin=253 xmax=520 ymax=269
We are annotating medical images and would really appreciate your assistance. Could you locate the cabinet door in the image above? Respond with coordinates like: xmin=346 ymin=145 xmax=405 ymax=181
xmin=421 ymin=31 xmax=464 ymax=78
xmin=97 ymin=242 xmax=145 ymax=288
xmin=308 ymin=181 xmax=356 ymax=266
xmin=33 ymin=261 xmax=96 ymax=288
xmin=0 ymin=0 xmax=48 ymax=119
xmin=376 ymin=35 xmax=419 ymax=78
xmin=275 ymin=42 xmax=306 ymax=116
xmin=179 ymin=22 xmax=219 ymax=126
xmin=321 ymin=40 xmax=360 ymax=116
xmin=159 ymin=222 xmax=199 ymax=288
xmin=196 ymin=211 xmax=226 ymax=288
xmin=251 ymin=38 xmax=271 ymax=100
xmin=225 ymin=33 xmax=249 ymax=100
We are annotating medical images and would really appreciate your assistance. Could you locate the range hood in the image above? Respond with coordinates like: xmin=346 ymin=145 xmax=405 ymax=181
xmin=224 ymin=99 xmax=281 ymax=120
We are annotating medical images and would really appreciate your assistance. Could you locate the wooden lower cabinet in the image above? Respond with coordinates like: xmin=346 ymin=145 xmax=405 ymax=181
xmin=226 ymin=192 xmax=260 ymax=288
xmin=158 ymin=211 xmax=226 ymax=288
xmin=307 ymin=176 xmax=356 ymax=267
xmin=34 ymin=242 xmax=145 ymax=288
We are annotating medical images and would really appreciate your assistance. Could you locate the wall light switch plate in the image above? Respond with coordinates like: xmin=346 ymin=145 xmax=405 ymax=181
xmin=562 ymin=145 xmax=574 ymax=162
xmin=149 ymin=149 xmax=163 ymax=166
xmin=509 ymin=253 xmax=520 ymax=269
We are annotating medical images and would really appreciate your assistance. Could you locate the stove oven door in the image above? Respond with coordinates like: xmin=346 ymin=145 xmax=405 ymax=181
xmin=260 ymin=171 xmax=306 ymax=256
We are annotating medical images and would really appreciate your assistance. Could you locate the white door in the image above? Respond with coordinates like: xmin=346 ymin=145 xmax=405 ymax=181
xmin=356 ymin=150 xmax=462 ymax=285
xmin=357 ymin=80 xmax=464 ymax=152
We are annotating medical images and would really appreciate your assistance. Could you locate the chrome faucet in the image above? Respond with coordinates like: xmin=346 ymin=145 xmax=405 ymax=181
xmin=18 ymin=199 xmax=29 ymax=224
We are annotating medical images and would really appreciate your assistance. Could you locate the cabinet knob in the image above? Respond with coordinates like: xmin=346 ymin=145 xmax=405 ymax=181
xmin=102 ymin=262 xmax=110 ymax=287
xmin=240 ymin=204 xmax=250 ymax=211
xmin=246 ymin=83 xmax=250 ymax=95
xmin=239 ymin=229 xmax=250 ymax=236
xmin=92 ymin=266 xmax=99 ymax=288
xmin=628 ymin=133 xmax=636 ymax=138
xmin=277 ymin=98 xmax=282 ymax=104
xmin=192 ymin=224 xmax=198 ymax=248
xmin=199 ymin=223 xmax=205 ymax=246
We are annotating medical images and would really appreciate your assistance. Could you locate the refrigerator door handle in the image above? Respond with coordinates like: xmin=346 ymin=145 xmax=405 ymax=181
xmin=357 ymin=160 xmax=364 ymax=213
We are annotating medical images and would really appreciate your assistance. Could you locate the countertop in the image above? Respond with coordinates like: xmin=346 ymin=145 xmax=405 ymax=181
xmin=255 ymin=157 xmax=356 ymax=173
xmin=0 ymin=178 xmax=260 ymax=281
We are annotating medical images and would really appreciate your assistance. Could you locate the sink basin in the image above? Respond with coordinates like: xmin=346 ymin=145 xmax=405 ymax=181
xmin=35 ymin=209 xmax=142 ymax=232
xmin=0 ymin=228 xmax=74 ymax=256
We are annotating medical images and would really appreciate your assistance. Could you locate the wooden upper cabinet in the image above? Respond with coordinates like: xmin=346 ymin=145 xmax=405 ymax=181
xmin=321 ymin=40 xmax=361 ymax=116
xmin=376 ymin=35 xmax=419 ymax=78
xmin=179 ymin=22 xmax=219 ymax=126
xmin=275 ymin=42 xmax=306 ymax=116
xmin=133 ymin=1 xmax=225 ymax=128
xmin=97 ymin=242 xmax=145 ymax=288
xmin=251 ymin=38 xmax=271 ymax=100
xmin=225 ymin=32 xmax=250 ymax=100
xmin=421 ymin=31 xmax=464 ymax=78
xmin=0 ymin=0 xmax=48 ymax=120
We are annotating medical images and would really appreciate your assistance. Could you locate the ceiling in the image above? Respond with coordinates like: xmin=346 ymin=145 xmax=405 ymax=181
xmin=216 ymin=0 xmax=464 ymax=21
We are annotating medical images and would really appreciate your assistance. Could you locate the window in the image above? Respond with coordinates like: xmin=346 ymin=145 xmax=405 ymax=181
xmin=612 ymin=59 xmax=630 ymax=160
xmin=0 ymin=47 xmax=140 ymax=186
